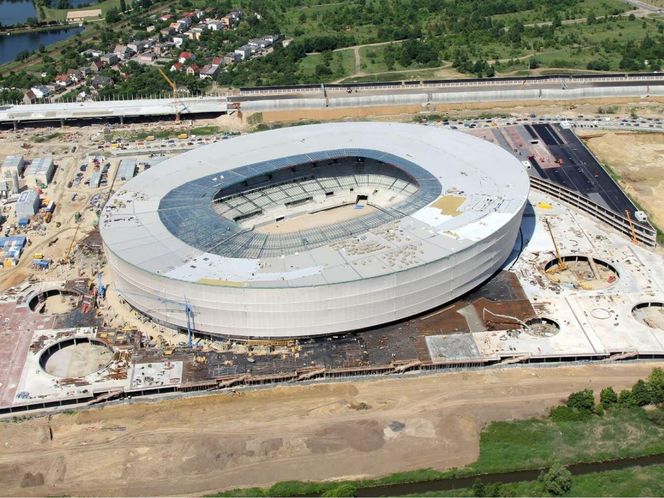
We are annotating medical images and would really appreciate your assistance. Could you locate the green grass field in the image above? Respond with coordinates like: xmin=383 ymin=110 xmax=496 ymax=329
xmin=298 ymin=48 xmax=355 ymax=79
xmin=404 ymin=464 xmax=664 ymax=496
xmin=38 ymin=0 xmax=133 ymax=23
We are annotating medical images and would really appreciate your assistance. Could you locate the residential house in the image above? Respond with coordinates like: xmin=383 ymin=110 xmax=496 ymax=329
xmin=54 ymin=74 xmax=72 ymax=88
xmin=178 ymin=51 xmax=195 ymax=63
xmin=211 ymin=56 xmax=223 ymax=65
xmin=169 ymin=62 xmax=184 ymax=72
xmin=207 ymin=20 xmax=222 ymax=31
xmin=100 ymin=53 xmax=119 ymax=65
xmin=91 ymin=75 xmax=114 ymax=89
xmin=189 ymin=26 xmax=204 ymax=40
xmin=223 ymin=52 xmax=239 ymax=65
xmin=262 ymin=34 xmax=280 ymax=44
xmin=248 ymin=38 xmax=269 ymax=51
xmin=194 ymin=9 xmax=205 ymax=19
xmin=146 ymin=25 xmax=156 ymax=33
xmin=66 ymin=68 xmax=84 ymax=83
xmin=160 ymin=27 xmax=175 ymax=39
xmin=234 ymin=45 xmax=252 ymax=60
xmin=22 ymin=90 xmax=37 ymax=104
xmin=186 ymin=63 xmax=200 ymax=76
xmin=113 ymin=43 xmax=136 ymax=60
xmin=175 ymin=17 xmax=192 ymax=31
xmin=159 ymin=14 xmax=172 ymax=22
xmin=172 ymin=36 xmax=185 ymax=48
xmin=128 ymin=40 xmax=150 ymax=53
xmin=30 ymin=85 xmax=50 ymax=99
xmin=136 ymin=52 xmax=157 ymax=64
xmin=90 ymin=59 xmax=104 ymax=72
xmin=199 ymin=64 xmax=219 ymax=79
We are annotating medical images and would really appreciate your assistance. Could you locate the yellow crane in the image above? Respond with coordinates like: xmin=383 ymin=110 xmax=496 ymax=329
xmin=158 ymin=68 xmax=180 ymax=122
xmin=625 ymin=209 xmax=638 ymax=245
xmin=545 ymin=218 xmax=567 ymax=273
xmin=60 ymin=222 xmax=80 ymax=265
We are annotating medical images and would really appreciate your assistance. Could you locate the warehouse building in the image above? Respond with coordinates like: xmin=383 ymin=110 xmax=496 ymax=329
xmin=1 ymin=155 xmax=25 ymax=195
xmin=24 ymin=156 xmax=55 ymax=188
xmin=117 ymin=159 xmax=137 ymax=181
xmin=15 ymin=190 xmax=40 ymax=220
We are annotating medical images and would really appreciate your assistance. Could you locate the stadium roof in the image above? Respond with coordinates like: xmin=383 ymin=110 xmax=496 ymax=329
xmin=100 ymin=122 xmax=529 ymax=288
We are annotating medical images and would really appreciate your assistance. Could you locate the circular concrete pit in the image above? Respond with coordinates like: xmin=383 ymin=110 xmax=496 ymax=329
xmin=40 ymin=337 xmax=114 ymax=378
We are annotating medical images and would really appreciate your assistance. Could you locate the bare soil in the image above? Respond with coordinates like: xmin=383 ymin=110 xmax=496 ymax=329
xmin=579 ymin=131 xmax=664 ymax=229
xmin=0 ymin=362 xmax=659 ymax=496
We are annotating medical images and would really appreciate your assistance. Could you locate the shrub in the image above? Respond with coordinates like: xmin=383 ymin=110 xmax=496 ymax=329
xmin=550 ymin=405 xmax=591 ymax=422
xmin=600 ymin=386 xmax=618 ymax=408
xmin=539 ymin=463 xmax=572 ymax=496
xmin=321 ymin=484 xmax=357 ymax=497
xmin=567 ymin=389 xmax=595 ymax=413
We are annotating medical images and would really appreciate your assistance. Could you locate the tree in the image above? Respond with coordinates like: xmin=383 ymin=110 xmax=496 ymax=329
xmin=472 ymin=478 xmax=486 ymax=497
xmin=619 ymin=389 xmax=635 ymax=406
xmin=105 ymin=8 xmax=120 ymax=23
xmin=631 ymin=379 xmax=653 ymax=406
xmin=567 ymin=389 xmax=595 ymax=413
xmin=119 ymin=0 xmax=127 ymax=12
xmin=600 ymin=386 xmax=618 ymax=407
xmin=539 ymin=463 xmax=572 ymax=496
xmin=648 ymin=368 xmax=664 ymax=404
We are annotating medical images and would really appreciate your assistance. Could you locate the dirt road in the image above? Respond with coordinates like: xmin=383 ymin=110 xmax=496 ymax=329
xmin=0 ymin=362 xmax=659 ymax=496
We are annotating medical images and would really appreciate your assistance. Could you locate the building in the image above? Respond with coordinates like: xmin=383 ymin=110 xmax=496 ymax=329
xmin=100 ymin=122 xmax=529 ymax=339
xmin=185 ymin=63 xmax=200 ymax=76
xmin=22 ymin=90 xmax=37 ymax=105
xmin=117 ymin=159 xmax=137 ymax=181
xmin=24 ymin=156 xmax=55 ymax=188
xmin=178 ymin=51 xmax=195 ymax=63
xmin=1 ymin=155 xmax=25 ymax=194
xmin=199 ymin=64 xmax=219 ymax=79
xmin=234 ymin=45 xmax=252 ymax=60
xmin=30 ymin=85 xmax=50 ymax=99
xmin=65 ymin=8 xmax=102 ymax=22
xmin=100 ymin=53 xmax=119 ymax=66
xmin=55 ymin=74 xmax=72 ymax=87
xmin=207 ymin=20 xmax=223 ymax=31
xmin=15 ymin=190 xmax=40 ymax=219
xmin=91 ymin=75 xmax=114 ymax=89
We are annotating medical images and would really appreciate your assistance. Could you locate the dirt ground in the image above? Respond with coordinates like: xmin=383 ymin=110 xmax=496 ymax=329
xmin=579 ymin=130 xmax=664 ymax=229
xmin=0 ymin=362 xmax=659 ymax=496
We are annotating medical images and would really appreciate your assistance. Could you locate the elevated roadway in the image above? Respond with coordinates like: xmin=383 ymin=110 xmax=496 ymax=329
xmin=0 ymin=96 xmax=228 ymax=127
xmin=1 ymin=73 xmax=664 ymax=125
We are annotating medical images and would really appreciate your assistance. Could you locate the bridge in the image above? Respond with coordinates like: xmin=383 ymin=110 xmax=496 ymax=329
xmin=1 ymin=73 xmax=664 ymax=126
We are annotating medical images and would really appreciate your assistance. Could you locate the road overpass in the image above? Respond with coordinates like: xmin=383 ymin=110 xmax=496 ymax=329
xmin=0 ymin=97 xmax=228 ymax=127
xmin=1 ymin=73 xmax=663 ymax=126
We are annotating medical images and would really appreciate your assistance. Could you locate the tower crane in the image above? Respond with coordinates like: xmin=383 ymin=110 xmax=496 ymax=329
xmin=545 ymin=218 xmax=567 ymax=274
xmin=158 ymin=68 xmax=181 ymax=122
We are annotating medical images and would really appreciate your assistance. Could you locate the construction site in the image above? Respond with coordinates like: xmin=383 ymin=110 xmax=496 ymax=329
xmin=0 ymin=108 xmax=659 ymax=418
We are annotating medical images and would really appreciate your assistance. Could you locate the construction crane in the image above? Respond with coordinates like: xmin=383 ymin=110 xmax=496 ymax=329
xmin=544 ymin=218 xmax=567 ymax=273
xmin=158 ymin=68 xmax=181 ymax=122
xmin=60 ymin=219 xmax=80 ymax=265
xmin=625 ymin=209 xmax=638 ymax=245
xmin=97 ymin=271 xmax=106 ymax=300
xmin=185 ymin=302 xmax=193 ymax=348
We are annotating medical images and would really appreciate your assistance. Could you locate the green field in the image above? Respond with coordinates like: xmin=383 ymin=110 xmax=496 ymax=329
xmin=38 ymin=0 xmax=133 ymax=23
xmin=405 ymin=464 xmax=664 ymax=497
xmin=492 ymin=0 xmax=634 ymax=24
xmin=298 ymin=48 xmax=355 ymax=80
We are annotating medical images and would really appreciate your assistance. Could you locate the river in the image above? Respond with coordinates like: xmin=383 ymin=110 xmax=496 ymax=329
xmin=0 ymin=26 xmax=84 ymax=65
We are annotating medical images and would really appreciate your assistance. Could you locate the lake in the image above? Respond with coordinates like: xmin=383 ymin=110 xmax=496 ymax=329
xmin=0 ymin=0 xmax=101 ymax=27
xmin=0 ymin=0 xmax=37 ymax=26
xmin=0 ymin=26 xmax=84 ymax=65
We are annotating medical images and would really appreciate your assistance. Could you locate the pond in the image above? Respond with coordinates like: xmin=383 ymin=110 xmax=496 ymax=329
xmin=0 ymin=26 xmax=83 ymax=65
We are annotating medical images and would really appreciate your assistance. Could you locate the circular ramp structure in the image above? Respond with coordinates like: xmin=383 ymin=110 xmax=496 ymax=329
xmin=100 ymin=122 xmax=529 ymax=338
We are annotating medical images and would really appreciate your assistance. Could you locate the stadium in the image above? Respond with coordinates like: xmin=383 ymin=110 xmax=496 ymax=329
xmin=100 ymin=122 xmax=530 ymax=338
